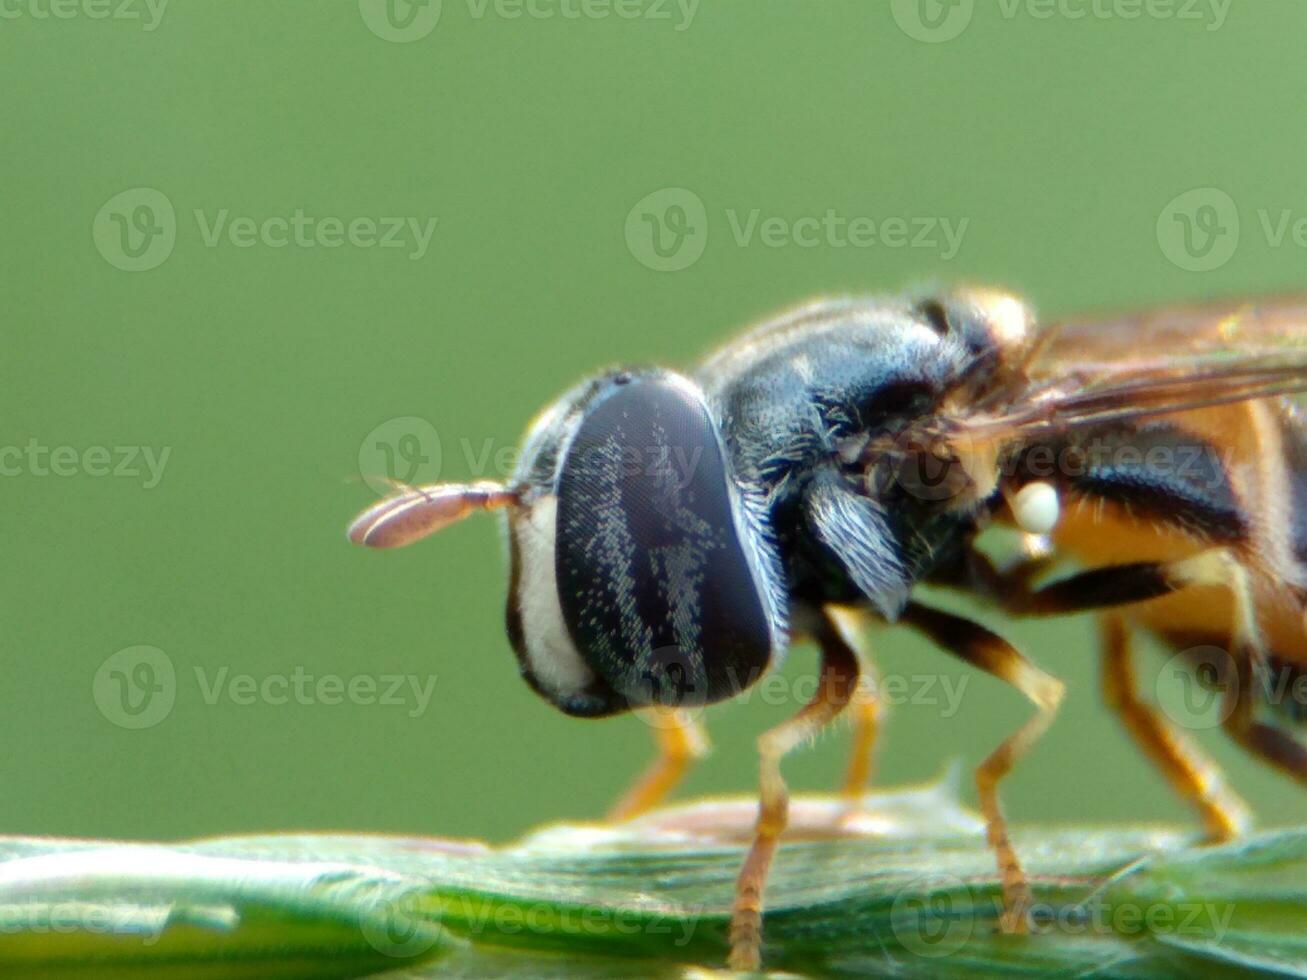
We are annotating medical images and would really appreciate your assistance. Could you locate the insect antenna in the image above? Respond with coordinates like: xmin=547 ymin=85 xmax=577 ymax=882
xmin=347 ymin=481 xmax=519 ymax=549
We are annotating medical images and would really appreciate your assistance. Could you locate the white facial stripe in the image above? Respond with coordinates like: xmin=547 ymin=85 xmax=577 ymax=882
xmin=513 ymin=496 xmax=596 ymax=700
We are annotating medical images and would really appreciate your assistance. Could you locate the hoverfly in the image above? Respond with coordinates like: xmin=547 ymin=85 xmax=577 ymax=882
xmin=348 ymin=288 xmax=1307 ymax=971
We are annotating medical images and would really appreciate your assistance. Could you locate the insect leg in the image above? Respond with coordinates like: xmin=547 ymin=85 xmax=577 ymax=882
xmin=843 ymin=670 xmax=883 ymax=799
xmin=1100 ymin=614 xmax=1250 ymax=840
xmin=826 ymin=608 xmax=885 ymax=799
xmin=1222 ymin=639 xmax=1307 ymax=782
xmin=899 ymin=601 xmax=1065 ymax=934
xmin=728 ymin=611 xmax=860 ymax=972
xmin=965 ymin=548 xmax=1239 ymax=618
xmin=606 ymin=708 xmax=710 ymax=821
xmin=1011 ymin=561 xmax=1180 ymax=613
xmin=974 ymin=548 xmax=1307 ymax=805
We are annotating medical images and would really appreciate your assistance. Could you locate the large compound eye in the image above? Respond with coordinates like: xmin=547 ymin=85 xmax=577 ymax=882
xmin=555 ymin=375 xmax=779 ymax=709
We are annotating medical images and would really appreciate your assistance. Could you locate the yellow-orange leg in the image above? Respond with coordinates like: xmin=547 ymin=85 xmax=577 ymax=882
xmin=728 ymin=612 xmax=860 ymax=972
xmin=842 ymin=677 xmax=883 ymax=800
xmin=1100 ymin=614 xmax=1250 ymax=840
xmin=901 ymin=601 xmax=1065 ymax=934
xmin=949 ymin=547 xmax=1301 ymax=924
xmin=826 ymin=608 xmax=883 ymax=799
xmin=607 ymin=707 xmax=710 ymax=822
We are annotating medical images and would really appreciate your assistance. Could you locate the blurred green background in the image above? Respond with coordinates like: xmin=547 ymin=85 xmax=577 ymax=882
xmin=3 ymin=0 xmax=1307 ymax=844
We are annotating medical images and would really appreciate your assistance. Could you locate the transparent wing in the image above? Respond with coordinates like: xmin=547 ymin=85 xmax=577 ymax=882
xmin=1032 ymin=293 xmax=1307 ymax=376
xmin=959 ymin=294 xmax=1307 ymax=444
